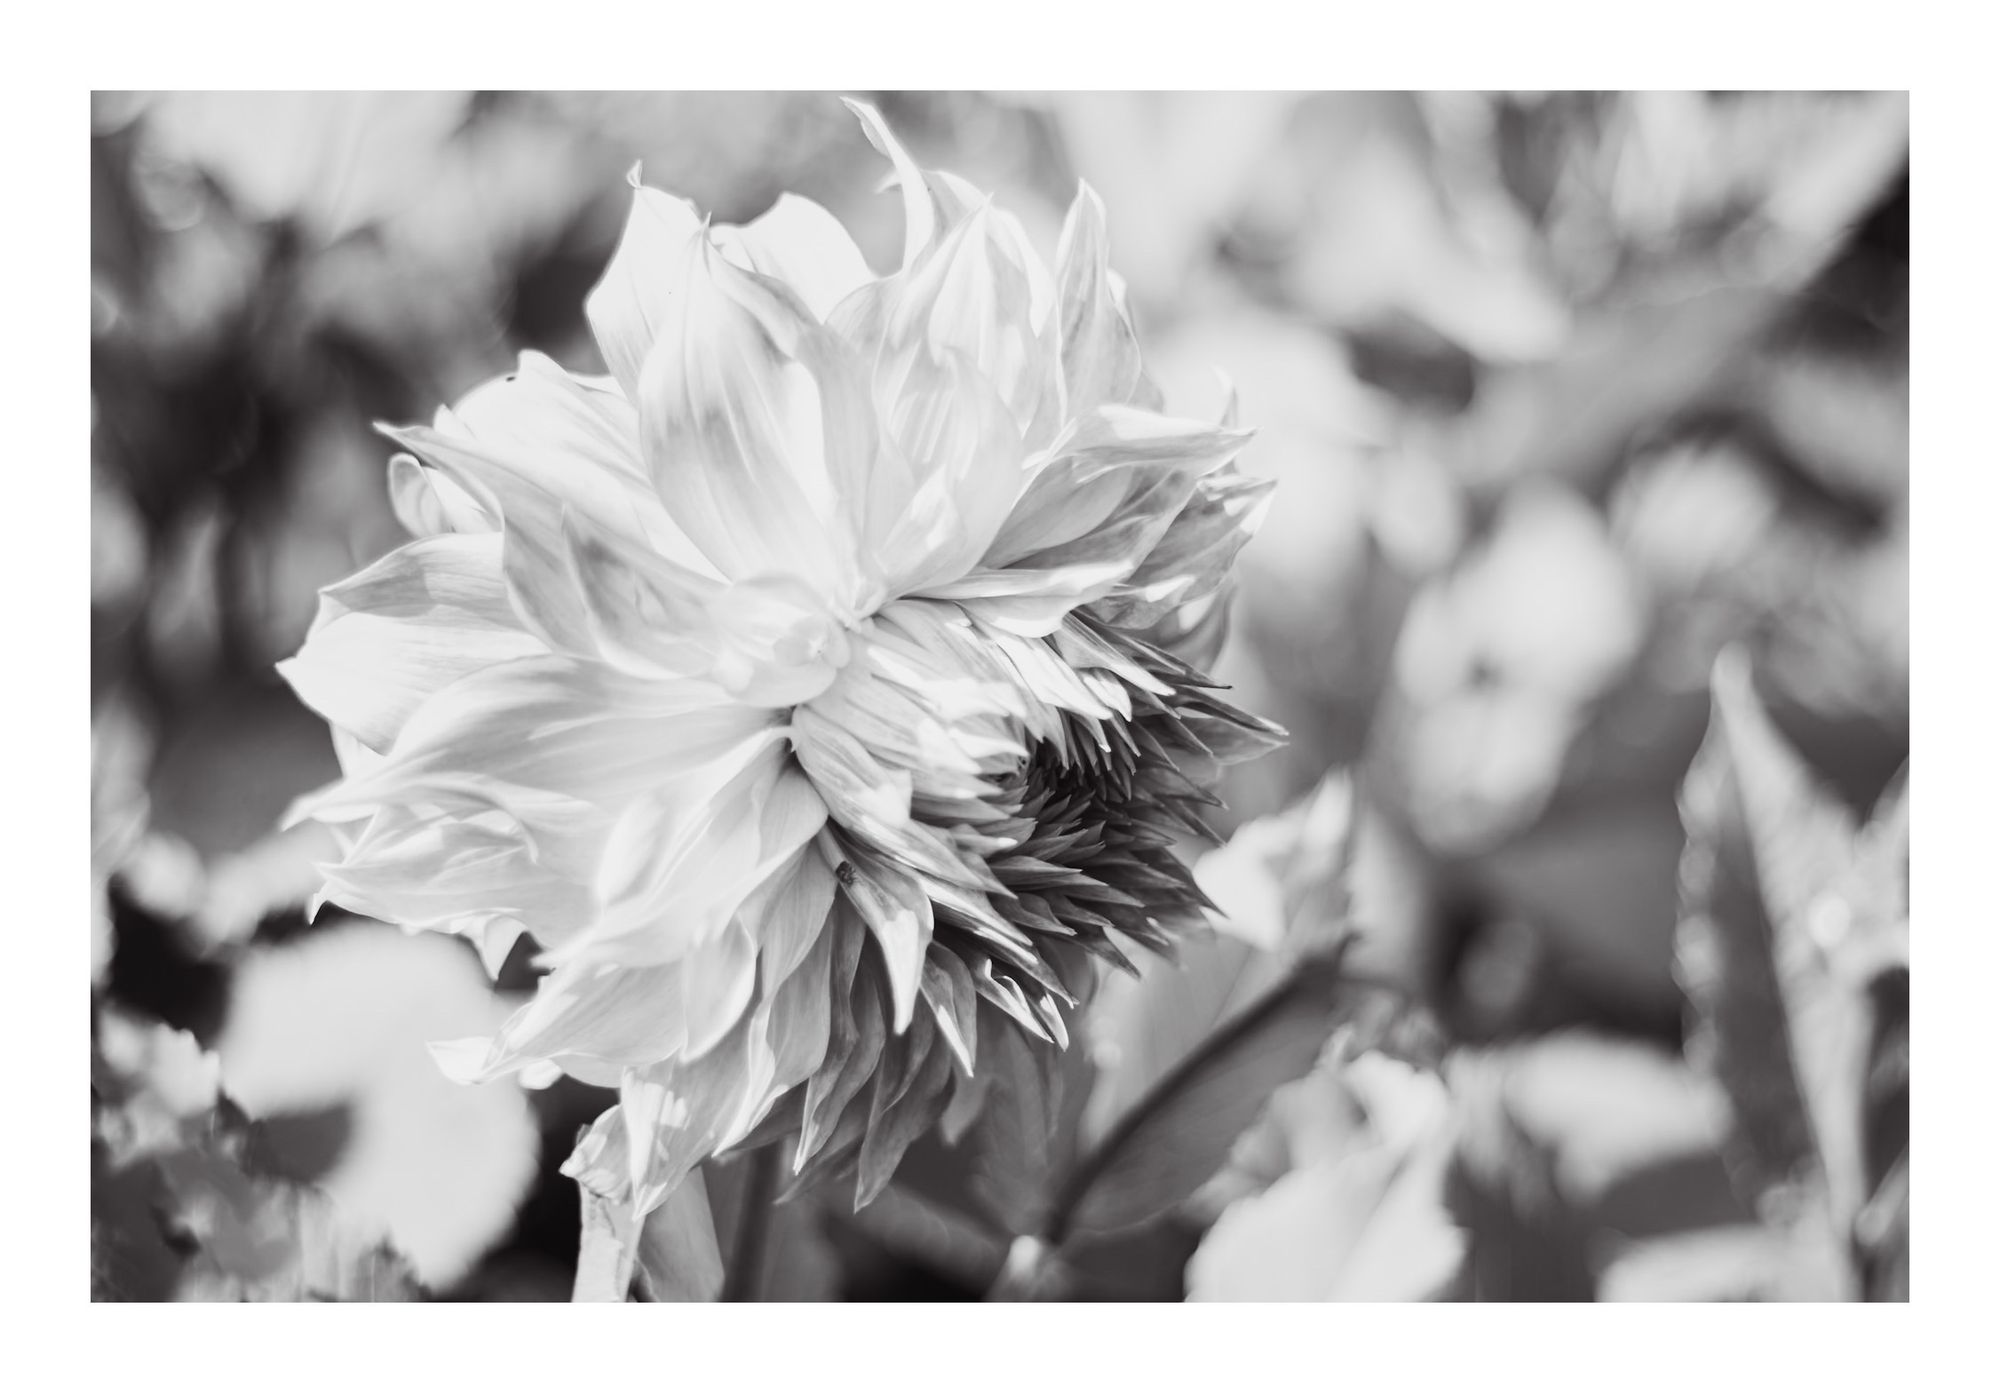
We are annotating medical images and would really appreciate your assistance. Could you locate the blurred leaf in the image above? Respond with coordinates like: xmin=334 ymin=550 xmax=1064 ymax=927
xmin=1086 ymin=772 xmax=1360 ymax=1145
xmin=1674 ymin=652 xmax=1908 ymax=1298
xmin=1453 ymin=284 xmax=1786 ymax=505
xmin=1081 ymin=927 xmax=1287 ymax=1149
xmin=1677 ymin=657 xmax=1863 ymax=1207
xmin=1057 ymin=951 xmax=1394 ymax=1240
xmin=1266 ymin=94 xmax=1570 ymax=362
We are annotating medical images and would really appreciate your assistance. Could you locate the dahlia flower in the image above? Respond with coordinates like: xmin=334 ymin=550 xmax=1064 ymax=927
xmin=280 ymin=101 xmax=1280 ymax=1227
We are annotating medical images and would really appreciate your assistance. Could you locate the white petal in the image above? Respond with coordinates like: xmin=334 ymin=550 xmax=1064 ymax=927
xmin=941 ymin=407 xmax=1251 ymax=632
xmin=385 ymin=364 xmax=693 ymax=657
xmin=573 ymin=744 xmax=827 ymax=968
xmin=315 ymin=797 xmax=598 ymax=942
xmin=873 ymin=349 xmax=1030 ymax=597
xmin=844 ymin=98 xmax=946 ymax=268
xmin=712 ymin=192 xmax=877 ymax=323
xmin=635 ymin=236 xmax=870 ymax=602
xmin=585 ymin=178 xmax=704 ymax=403
xmin=388 ymin=453 xmax=491 ymax=537
xmin=680 ymin=923 xmax=758 ymax=1060
xmin=1054 ymin=181 xmax=1163 ymax=414
xmin=824 ymin=835 xmax=934 ymax=1034
xmin=295 ymin=656 xmax=776 ymax=823
xmin=879 ymin=205 xmax=1061 ymax=444
xmin=603 ymin=1020 xmax=765 ymax=1214
xmin=1090 ymin=466 xmax=1274 ymax=628
xmin=760 ymin=915 xmax=836 ymax=1093
xmin=988 ymin=406 xmax=1251 ymax=564
xmin=439 ymin=959 xmax=689 ymax=1084
xmin=278 ymin=533 xmax=544 ymax=753
xmin=747 ymin=845 xmax=840 ymax=991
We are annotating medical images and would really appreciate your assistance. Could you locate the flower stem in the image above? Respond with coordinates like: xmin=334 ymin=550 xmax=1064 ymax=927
xmin=720 ymin=1144 xmax=781 ymax=1302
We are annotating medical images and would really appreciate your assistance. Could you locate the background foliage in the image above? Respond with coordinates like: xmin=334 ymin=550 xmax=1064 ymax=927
xmin=90 ymin=90 xmax=1908 ymax=1301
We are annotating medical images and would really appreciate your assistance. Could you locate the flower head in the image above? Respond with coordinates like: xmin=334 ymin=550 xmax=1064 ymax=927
xmin=280 ymin=102 xmax=1281 ymax=1223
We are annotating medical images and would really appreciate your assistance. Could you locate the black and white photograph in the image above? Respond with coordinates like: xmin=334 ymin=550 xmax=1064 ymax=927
xmin=82 ymin=86 xmax=1915 ymax=1313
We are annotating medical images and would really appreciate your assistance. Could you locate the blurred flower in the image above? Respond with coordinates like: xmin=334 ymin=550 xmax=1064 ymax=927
xmin=1187 ymin=1048 xmax=1463 ymax=1301
xmin=1386 ymin=484 xmax=1647 ymax=851
xmin=216 ymin=922 xmax=539 ymax=1289
xmin=280 ymin=102 xmax=1281 ymax=1226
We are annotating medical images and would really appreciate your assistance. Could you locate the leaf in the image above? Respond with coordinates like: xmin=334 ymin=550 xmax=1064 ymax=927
xmin=1675 ymin=654 xmax=1883 ymax=1236
xmin=1081 ymin=927 xmax=1286 ymax=1147
xmin=1055 ymin=951 xmax=1396 ymax=1240
xmin=1081 ymin=772 xmax=1359 ymax=1148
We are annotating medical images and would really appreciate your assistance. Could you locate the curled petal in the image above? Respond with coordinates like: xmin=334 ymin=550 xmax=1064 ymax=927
xmin=385 ymin=362 xmax=694 ymax=656
xmin=278 ymin=533 xmax=544 ymax=753
xmin=315 ymin=797 xmax=599 ymax=947
xmin=388 ymin=453 xmax=490 ymax=537
xmin=843 ymin=98 xmax=973 ymax=269
xmin=988 ymin=407 xmax=1253 ymax=565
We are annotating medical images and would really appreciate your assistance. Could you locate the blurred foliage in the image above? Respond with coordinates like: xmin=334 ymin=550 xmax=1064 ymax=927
xmin=91 ymin=90 xmax=1906 ymax=1300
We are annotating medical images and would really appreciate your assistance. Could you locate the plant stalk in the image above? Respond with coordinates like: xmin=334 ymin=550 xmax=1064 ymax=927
xmin=720 ymin=1144 xmax=781 ymax=1302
